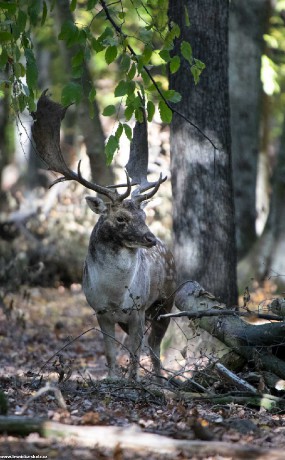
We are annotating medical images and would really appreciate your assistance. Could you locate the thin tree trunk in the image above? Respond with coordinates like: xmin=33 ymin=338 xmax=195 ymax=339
xmin=169 ymin=0 xmax=238 ymax=306
xmin=238 ymin=112 xmax=285 ymax=289
xmin=229 ymin=0 xmax=270 ymax=258
xmin=0 ymin=85 xmax=11 ymax=195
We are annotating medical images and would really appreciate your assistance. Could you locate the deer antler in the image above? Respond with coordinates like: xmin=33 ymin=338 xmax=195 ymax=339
xmin=134 ymin=173 xmax=166 ymax=203
xmin=31 ymin=91 xmax=131 ymax=203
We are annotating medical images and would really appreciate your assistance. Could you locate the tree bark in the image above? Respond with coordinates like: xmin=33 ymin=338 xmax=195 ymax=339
xmin=169 ymin=0 xmax=238 ymax=306
xmin=0 ymin=86 xmax=11 ymax=195
xmin=238 ymin=112 xmax=285 ymax=289
xmin=229 ymin=0 xmax=270 ymax=258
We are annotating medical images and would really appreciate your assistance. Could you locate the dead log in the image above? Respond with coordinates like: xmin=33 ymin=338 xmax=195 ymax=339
xmin=171 ymin=281 xmax=285 ymax=379
xmin=0 ymin=416 xmax=284 ymax=459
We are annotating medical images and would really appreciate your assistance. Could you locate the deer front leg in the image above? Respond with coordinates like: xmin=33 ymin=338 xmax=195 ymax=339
xmin=97 ymin=315 xmax=117 ymax=378
xmin=127 ymin=311 xmax=145 ymax=380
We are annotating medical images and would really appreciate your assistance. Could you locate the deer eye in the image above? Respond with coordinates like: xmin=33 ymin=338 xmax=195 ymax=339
xmin=116 ymin=215 xmax=126 ymax=223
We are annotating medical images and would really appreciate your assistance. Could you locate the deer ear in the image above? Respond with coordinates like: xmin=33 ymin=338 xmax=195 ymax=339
xmin=85 ymin=196 xmax=107 ymax=214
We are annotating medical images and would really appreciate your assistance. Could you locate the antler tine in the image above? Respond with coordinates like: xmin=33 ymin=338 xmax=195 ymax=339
xmin=76 ymin=160 xmax=118 ymax=203
xmin=135 ymin=173 xmax=167 ymax=203
xmin=117 ymin=169 xmax=132 ymax=202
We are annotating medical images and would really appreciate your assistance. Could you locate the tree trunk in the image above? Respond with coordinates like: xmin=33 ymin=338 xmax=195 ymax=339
xmin=0 ymin=86 xmax=11 ymax=195
xmin=238 ymin=113 xmax=285 ymax=289
xmin=54 ymin=0 xmax=114 ymax=185
xmin=169 ymin=0 xmax=238 ymax=306
xmin=229 ymin=0 xmax=270 ymax=259
xmin=27 ymin=43 xmax=52 ymax=189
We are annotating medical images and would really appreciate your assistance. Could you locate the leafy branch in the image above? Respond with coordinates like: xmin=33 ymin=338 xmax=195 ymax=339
xmin=0 ymin=0 xmax=215 ymax=163
xmin=99 ymin=0 xmax=216 ymax=150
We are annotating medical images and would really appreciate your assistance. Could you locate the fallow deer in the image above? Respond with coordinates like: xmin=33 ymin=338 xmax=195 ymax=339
xmin=32 ymin=91 xmax=176 ymax=380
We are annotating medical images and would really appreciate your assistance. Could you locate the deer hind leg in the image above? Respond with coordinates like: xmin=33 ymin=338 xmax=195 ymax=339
xmin=148 ymin=300 xmax=172 ymax=377
xmin=96 ymin=315 xmax=117 ymax=379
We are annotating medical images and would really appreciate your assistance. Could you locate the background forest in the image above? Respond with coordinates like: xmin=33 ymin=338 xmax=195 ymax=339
xmin=1 ymin=1 xmax=285 ymax=459
xmin=1 ymin=0 xmax=285 ymax=297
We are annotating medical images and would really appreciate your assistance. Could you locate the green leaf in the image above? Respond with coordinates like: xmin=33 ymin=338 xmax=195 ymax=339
xmin=0 ymin=32 xmax=13 ymax=43
xmin=172 ymin=23 xmax=181 ymax=38
xmin=120 ymin=54 xmax=131 ymax=72
xmin=135 ymin=108 xmax=144 ymax=123
xmin=191 ymin=66 xmax=199 ymax=84
xmin=159 ymin=50 xmax=171 ymax=62
xmin=158 ymin=100 xmax=172 ymax=123
xmin=13 ymin=62 xmax=25 ymax=78
xmin=114 ymin=80 xmax=129 ymax=97
xmin=87 ymin=0 xmax=98 ymax=10
xmin=137 ymin=56 xmax=144 ymax=73
xmin=71 ymin=66 xmax=83 ymax=78
xmin=105 ymin=135 xmax=118 ymax=165
xmin=181 ymin=41 xmax=193 ymax=65
xmin=127 ymin=81 xmax=135 ymax=95
xmin=191 ymin=60 xmax=205 ymax=84
xmin=0 ymin=49 xmax=8 ymax=69
xmin=184 ymin=5 xmax=190 ymax=27
xmin=61 ymin=82 xmax=82 ymax=106
xmin=115 ymin=123 xmax=123 ymax=140
xmin=88 ymin=87 xmax=97 ymax=102
xmin=105 ymin=45 xmax=118 ymax=65
xmin=102 ymin=105 xmax=116 ymax=116
xmin=27 ymin=94 xmax=36 ymax=112
xmin=18 ymin=93 xmax=27 ymax=112
xmin=137 ymin=71 xmax=148 ymax=88
xmin=41 ymin=1 xmax=47 ymax=26
xmin=127 ymin=62 xmax=136 ymax=81
xmin=0 ymin=2 xmax=17 ymax=14
xmin=142 ymin=45 xmax=153 ymax=65
xmin=72 ymin=49 xmax=85 ymax=67
xmin=91 ymin=38 xmax=104 ymax=53
xmin=28 ymin=0 xmax=41 ymax=26
xmin=170 ymin=56 xmax=180 ymax=74
xmin=25 ymin=49 xmax=38 ymax=90
xmin=17 ymin=10 xmax=27 ymax=32
xmin=97 ymin=27 xmax=113 ymax=45
xmin=123 ymin=123 xmax=132 ymax=141
xmin=147 ymin=100 xmax=155 ymax=122
xmin=194 ymin=58 xmax=206 ymax=70
xmin=163 ymin=90 xmax=181 ymax=103
xmin=58 ymin=20 xmax=78 ymax=46
xmin=125 ymin=105 xmax=134 ymax=121
xmin=70 ymin=0 xmax=77 ymax=12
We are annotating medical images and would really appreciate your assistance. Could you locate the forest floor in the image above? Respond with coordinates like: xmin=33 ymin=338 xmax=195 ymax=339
xmin=0 ymin=284 xmax=285 ymax=460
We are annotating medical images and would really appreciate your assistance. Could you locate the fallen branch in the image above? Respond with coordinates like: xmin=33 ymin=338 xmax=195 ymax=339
xmin=0 ymin=417 xmax=284 ymax=459
xmin=215 ymin=363 xmax=258 ymax=394
xmin=19 ymin=383 xmax=67 ymax=415
xmin=158 ymin=309 xmax=283 ymax=322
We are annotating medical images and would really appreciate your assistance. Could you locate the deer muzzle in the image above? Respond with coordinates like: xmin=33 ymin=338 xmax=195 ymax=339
xmin=142 ymin=232 xmax=157 ymax=248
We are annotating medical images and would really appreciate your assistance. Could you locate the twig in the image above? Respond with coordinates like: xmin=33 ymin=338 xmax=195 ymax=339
xmin=158 ymin=309 xmax=284 ymax=322
xmin=18 ymin=382 xmax=67 ymax=415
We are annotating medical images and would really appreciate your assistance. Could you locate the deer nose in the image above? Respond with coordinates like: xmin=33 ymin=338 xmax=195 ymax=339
xmin=143 ymin=233 xmax=157 ymax=247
